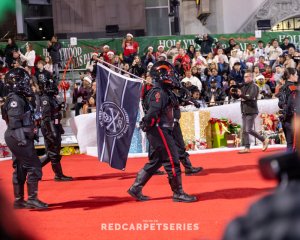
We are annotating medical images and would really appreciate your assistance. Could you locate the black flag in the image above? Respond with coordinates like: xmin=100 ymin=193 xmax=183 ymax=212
xmin=96 ymin=64 xmax=142 ymax=170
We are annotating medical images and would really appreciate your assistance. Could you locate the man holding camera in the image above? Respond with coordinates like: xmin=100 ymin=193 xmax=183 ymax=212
xmin=194 ymin=34 xmax=214 ymax=57
xmin=232 ymin=70 xmax=269 ymax=153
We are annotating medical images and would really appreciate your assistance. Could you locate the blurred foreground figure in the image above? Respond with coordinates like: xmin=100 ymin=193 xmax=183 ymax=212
xmin=223 ymin=90 xmax=300 ymax=240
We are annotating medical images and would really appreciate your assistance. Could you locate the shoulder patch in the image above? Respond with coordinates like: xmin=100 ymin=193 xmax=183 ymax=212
xmin=10 ymin=101 xmax=18 ymax=108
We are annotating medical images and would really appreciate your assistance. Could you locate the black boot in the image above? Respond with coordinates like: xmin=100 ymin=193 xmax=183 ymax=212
xmin=153 ymin=169 xmax=166 ymax=175
xmin=52 ymin=162 xmax=73 ymax=181
xmin=127 ymin=169 xmax=152 ymax=201
xmin=26 ymin=182 xmax=48 ymax=209
xmin=180 ymin=157 xmax=203 ymax=176
xmin=168 ymin=174 xmax=197 ymax=203
xmin=13 ymin=184 xmax=27 ymax=209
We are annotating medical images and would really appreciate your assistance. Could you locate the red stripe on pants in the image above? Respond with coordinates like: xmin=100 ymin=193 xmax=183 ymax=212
xmin=157 ymin=126 xmax=176 ymax=177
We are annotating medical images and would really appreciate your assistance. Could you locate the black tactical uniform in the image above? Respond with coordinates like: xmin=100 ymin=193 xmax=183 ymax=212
xmin=1 ymin=68 xmax=48 ymax=209
xmin=128 ymin=61 xmax=197 ymax=203
xmin=37 ymin=76 xmax=72 ymax=181
xmin=148 ymin=92 xmax=203 ymax=176
xmin=278 ymin=80 xmax=298 ymax=152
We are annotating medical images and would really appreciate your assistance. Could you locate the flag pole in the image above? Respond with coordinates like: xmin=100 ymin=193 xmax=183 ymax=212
xmin=96 ymin=58 xmax=151 ymax=85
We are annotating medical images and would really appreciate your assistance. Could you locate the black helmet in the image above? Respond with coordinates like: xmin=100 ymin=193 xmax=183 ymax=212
xmin=41 ymin=78 xmax=59 ymax=95
xmin=5 ymin=67 xmax=33 ymax=97
xmin=150 ymin=61 xmax=181 ymax=89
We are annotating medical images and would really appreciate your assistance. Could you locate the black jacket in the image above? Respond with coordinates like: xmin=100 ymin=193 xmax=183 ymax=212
xmin=278 ymin=81 xmax=297 ymax=122
xmin=239 ymin=81 xmax=259 ymax=115
xmin=4 ymin=43 xmax=18 ymax=68
xmin=47 ymin=42 xmax=62 ymax=64
xmin=194 ymin=35 xmax=214 ymax=56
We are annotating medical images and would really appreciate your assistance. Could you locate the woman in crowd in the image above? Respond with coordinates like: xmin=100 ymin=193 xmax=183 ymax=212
xmin=122 ymin=33 xmax=139 ymax=64
xmin=19 ymin=42 xmax=36 ymax=75
xmin=44 ymin=56 xmax=53 ymax=74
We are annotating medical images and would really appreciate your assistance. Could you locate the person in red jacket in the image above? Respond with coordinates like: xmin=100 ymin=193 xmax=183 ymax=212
xmin=122 ymin=33 xmax=139 ymax=64
xmin=173 ymin=48 xmax=191 ymax=71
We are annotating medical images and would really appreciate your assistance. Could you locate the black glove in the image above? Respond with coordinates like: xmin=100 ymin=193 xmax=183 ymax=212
xmin=139 ymin=118 xmax=152 ymax=132
xmin=193 ymin=101 xmax=201 ymax=108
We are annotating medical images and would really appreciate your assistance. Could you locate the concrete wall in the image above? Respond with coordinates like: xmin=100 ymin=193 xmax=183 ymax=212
xmin=180 ymin=0 xmax=265 ymax=34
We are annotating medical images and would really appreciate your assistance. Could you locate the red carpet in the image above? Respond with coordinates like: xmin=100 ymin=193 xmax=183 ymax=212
xmin=0 ymin=149 xmax=280 ymax=240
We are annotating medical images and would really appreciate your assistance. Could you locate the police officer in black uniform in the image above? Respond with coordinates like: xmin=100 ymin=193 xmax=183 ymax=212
xmin=278 ymin=67 xmax=298 ymax=152
xmin=37 ymin=75 xmax=73 ymax=181
xmin=148 ymin=88 xmax=203 ymax=175
xmin=128 ymin=61 xmax=197 ymax=203
xmin=1 ymin=68 xmax=48 ymax=209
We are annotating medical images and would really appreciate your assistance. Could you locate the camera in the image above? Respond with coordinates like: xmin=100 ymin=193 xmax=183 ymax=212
xmin=259 ymin=152 xmax=300 ymax=181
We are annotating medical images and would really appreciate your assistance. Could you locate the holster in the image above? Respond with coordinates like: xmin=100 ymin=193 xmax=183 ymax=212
xmin=11 ymin=128 xmax=27 ymax=146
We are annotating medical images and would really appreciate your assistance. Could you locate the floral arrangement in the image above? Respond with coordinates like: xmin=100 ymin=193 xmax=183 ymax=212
xmin=185 ymin=139 xmax=207 ymax=151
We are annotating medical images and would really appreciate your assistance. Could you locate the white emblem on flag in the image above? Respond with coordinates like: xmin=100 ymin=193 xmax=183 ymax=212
xmin=99 ymin=102 xmax=129 ymax=139
xmin=43 ymin=100 xmax=48 ymax=105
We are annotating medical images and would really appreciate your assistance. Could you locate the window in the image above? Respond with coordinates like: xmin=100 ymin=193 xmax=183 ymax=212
xmin=145 ymin=0 xmax=171 ymax=36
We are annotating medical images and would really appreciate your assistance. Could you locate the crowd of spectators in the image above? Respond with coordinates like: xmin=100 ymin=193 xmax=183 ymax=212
xmin=1 ymin=33 xmax=300 ymax=115
xmin=85 ymin=33 xmax=300 ymax=112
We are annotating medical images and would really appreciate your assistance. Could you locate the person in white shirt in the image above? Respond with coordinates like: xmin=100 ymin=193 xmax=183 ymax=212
xmin=265 ymin=39 xmax=283 ymax=67
xmin=181 ymin=69 xmax=202 ymax=92
xmin=19 ymin=42 xmax=35 ymax=68
xmin=254 ymin=40 xmax=267 ymax=62
xmin=213 ymin=48 xmax=229 ymax=64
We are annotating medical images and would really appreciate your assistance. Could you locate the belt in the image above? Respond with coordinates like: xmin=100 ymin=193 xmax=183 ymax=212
xmin=157 ymin=123 xmax=174 ymax=128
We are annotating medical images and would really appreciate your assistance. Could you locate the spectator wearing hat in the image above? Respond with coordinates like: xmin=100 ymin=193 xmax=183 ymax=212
xmin=122 ymin=33 xmax=139 ymax=64
xmin=181 ymin=69 xmax=202 ymax=92
xmin=205 ymin=78 xmax=227 ymax=106
xmin=166 ymin=41 xmax=181 ymax=61
xmin=155 ymin=45 xmax=166 ymax=60
xmin=106 ymin=51 xmax=115 ymax=64
xmin=194 ymin=34 xmax=214 ymax=57
xmin=101 ymin=45 xmax=110 ymax=62
xmin=256 ymin=74 xmax=272 ymax=99
xmin=142 ymin=46 xmax=156 ymax=68
xmin=157 ymin=53 xmax=167 ymax=62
